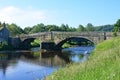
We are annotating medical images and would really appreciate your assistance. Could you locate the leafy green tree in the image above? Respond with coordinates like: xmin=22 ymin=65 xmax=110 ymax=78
xmin=24 ymin=27 xmax=32 ymax=34
xmin=65 ymin=24 xmax=70 ymax=31
xmin=30 ymin=23 xmax=45 ymax=33
xmin=69 ymin=27 xmax=77 ymax=32
xmin=7 ymin=23 xmax=24 ymax=36
xmin=86 ymin=23 xmax=95 ymax=31
xmin=46 ymin=25 xmax=60 ymax=31
xmin=113 ymin=19 xmax=120 ymax=32
xmin=60 ymin=24 xmax=67 ymax=31
xmin=60 ymin=24 xmax=70 ymax=31
xmin=77 ymin=25 xmax=86 ymax=32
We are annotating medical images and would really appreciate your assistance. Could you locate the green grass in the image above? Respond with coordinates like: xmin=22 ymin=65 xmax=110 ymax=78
xmin=46 ymin=37 xmax=120 ymax=80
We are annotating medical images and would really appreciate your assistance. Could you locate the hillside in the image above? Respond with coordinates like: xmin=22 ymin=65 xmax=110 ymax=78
xmin=46 ymin=37 xmax=120 ymax=80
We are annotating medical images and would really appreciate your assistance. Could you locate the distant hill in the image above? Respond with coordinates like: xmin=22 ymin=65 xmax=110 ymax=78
xmin=95 ymin=24 xmax=114 ymax=32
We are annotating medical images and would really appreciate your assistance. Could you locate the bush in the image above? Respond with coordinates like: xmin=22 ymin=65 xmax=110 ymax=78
xmin=0 ymin=41 xmax=9 ymax=50
xmin=113 ymin=32 xmax=117 ymax=37
xmin=30 ymin=39 xmax=40 ymax=47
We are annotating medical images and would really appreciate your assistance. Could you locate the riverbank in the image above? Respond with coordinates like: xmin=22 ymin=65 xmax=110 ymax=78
xmin=46 ymin=37 xmax=120 ymax=80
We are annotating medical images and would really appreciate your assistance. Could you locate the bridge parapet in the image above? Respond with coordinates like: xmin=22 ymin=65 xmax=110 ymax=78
xmin=52 ymin=31 xmax=108 ymax=44
xmin=19 ymin=32 xmax=53 ymax=41
xmin=19 ymin=31 xmax=114 ymax=44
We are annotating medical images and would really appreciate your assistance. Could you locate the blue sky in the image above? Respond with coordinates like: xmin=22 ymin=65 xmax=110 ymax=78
xmin=0 ymin=0 xmax=120 ymax=28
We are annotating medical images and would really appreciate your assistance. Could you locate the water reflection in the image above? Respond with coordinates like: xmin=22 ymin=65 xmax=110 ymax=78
xmin=0 ymin=51 xmax=67 ymax=80
xmin=0 ymin=46 xmax=94 ymax=80
xmin=61 ymin=46 xmax=94 ymax=63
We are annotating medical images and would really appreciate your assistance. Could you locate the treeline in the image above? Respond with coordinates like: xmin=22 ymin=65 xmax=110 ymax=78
xmin=0 ymin=22 xmax=114 ymax=37
xmin=24 ymin=23 xmax=114 ymax=34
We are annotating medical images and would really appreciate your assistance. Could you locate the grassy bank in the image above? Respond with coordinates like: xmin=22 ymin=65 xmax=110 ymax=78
xmin=46 ymin=37 xmax=120 ymax=80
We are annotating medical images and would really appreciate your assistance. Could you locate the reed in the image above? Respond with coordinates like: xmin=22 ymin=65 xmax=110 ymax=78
xmin=46 ymin=37 xmax=120 ymax=80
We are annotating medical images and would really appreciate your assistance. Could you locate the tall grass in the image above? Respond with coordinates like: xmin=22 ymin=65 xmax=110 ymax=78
xmin=46 ymin=37 xmax=120 ymax=80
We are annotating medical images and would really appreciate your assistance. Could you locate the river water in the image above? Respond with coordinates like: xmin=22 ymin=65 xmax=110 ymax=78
xmin=0 ymin=46 xmax=94 ymax=80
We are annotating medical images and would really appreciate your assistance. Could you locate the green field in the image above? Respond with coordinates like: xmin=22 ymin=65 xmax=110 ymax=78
xmin=46 ymin=37 xmax=120 ymax=80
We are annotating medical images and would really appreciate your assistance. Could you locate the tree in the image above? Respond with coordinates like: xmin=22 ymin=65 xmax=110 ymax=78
xmin=46 ymin=25 xmax=60 ymax=31
xmin=113 ymin=19 xmax=120 ymax=32
xmin=7 ymin=23 xmax=24 ymax=36
xmin=86 ymin=23 xmax=95 ymax=31
xmin=77 ymin=25 xmax=86 ymax=32
xmin=60 ymin=24 xmax=70 ymax=31
xmin=60 ymin=24 xmax=66 ymax=31
xmin=69 ymin=27 xmax=77 ymax=32
xmin=24 ymin=27 xmax=32 ymax=34
xmin=30 ymin=23 xmax=45 ymax=33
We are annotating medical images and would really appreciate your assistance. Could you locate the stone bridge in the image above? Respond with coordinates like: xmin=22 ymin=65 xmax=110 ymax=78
xmin=19 ymin=31 xmax=113 ymax=44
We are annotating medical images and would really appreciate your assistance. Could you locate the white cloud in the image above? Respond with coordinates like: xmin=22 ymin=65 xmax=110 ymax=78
xmin=0 ymin=6 xmax=53 ymax=28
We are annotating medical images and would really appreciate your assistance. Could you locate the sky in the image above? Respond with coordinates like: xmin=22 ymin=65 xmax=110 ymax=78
xmin=0 ymin=0 xmax=120 ymax=28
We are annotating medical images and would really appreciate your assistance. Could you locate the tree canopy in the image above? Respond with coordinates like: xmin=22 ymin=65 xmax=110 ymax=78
xmin=113 ymin=19 xmax=120 ymax=32
xmin=0 ymin=20 xmax=116 ymax=36
xmin=6 ymin=23 xmax=25 ymax=36
xmin=86 ymin=23 xmax=95 ymax=31
xmin=77 ymin=25 xmax=86 ymax=32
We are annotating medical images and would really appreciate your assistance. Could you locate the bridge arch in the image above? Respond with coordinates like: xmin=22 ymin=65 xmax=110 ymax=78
xmin=55 ymin=37 xmax=94 ymax=50
xmin=19 ymin=38 xmax=36 ymax=49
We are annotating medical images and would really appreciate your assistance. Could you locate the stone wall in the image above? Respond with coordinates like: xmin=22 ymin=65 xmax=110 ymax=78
xmin=19 ymin=31 xmax=114 ymax=44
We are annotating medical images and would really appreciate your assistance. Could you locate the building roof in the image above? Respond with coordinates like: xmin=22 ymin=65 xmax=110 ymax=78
xmin=0 ymin=22 xmax=8 ymax=31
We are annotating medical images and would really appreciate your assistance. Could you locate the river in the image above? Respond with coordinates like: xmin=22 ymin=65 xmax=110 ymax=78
xmin=0 ymin=46 xmax=94 ymax=80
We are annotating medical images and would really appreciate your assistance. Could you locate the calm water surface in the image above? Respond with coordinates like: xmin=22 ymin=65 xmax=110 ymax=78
xmin=0 ymin=46 xmax=94 ymax=80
